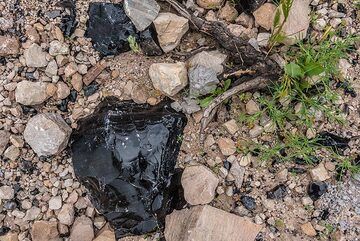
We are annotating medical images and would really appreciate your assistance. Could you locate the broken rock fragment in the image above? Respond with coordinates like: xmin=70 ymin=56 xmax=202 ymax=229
xmin=124 ymin=0 xmax=160 ymax=31
xmin=71 ymin=97 xmax=187 ymax=238
xmin=0 ymin=130 xmax=10 ymax=155
xmin=0 ymin=36 xmax=19 ymax=56
xmin=196 ymin=0 xmax=224 ymax=9
xmin=253 ymin=3 xmax=277 ymax=31
xmin=188 ymin=50 xmax=227 ymax=75
xmin=153 ymin=12 xmax=189 ymax=53
xmin=23 ymin=113 xmax=72 ymax=157
xmin=24 ymin=43 xmax=48 ymax=67
xmin=189 ymin=65 xmax=219 ymax=97
xmin=181 ymin=165 xmax=219 ymax=205
xmin=149 ymin=62 xmax=188 ymax=96
xmin=31 ymin=221 xmax=59 ymax=241
xmin=15 ymin=81 xmax=48 ymax=106
xmin=165 ymin=205 xmax=261 ymax=241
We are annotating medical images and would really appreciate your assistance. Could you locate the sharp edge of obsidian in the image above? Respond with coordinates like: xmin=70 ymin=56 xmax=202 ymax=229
xmin=70 ymin=97 xmax=187 ymax=238
xmin=316 ymin=131 xmax=350 ymax=151
xmin=235 ymin=0 xmax=267 ymax=13
xmin=56 ymin=0 xmax=78 ymax=36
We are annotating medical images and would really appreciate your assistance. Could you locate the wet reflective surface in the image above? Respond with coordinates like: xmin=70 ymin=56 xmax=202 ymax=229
xmin=71 ymin=97 xmax=187 ymax=238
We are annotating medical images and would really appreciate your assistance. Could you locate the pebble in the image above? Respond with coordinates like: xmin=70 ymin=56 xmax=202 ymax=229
xmin=0 ymin=186 xmax=15 ymax=200
xmin=69 ymin=216 xmax=94 ymax=241
xmin=253 ymin=3 xmax=277 ymax=31
xmin=58 ymin=203 xmax=75 ymax=225
xmin=241 ymin=196 xmax=257 ymax=210
xmin=48 ymin=196 xmax=62 ymax=210
xmin=24 ymin=207 xmax=41 ymax=221
xmin=246 ymin=99 xmax=260 ymax=115
xmin=124 ymin=0 xmax=160 ymax=31
xmin=301 ymin=222 xmax=317 ymax=237
xmin=217 ymin=137 xmax=236 ymax=156
xmin=31 ymin=221 xmax=59 ymax=241
xmin=0 ymin=36 xmax=20 ymax=56
xmin=310 ymin=163 xmax=330 ymax=181
xmin=15 ymin=81 xmax=48 ymax=106
xmin=24 ymin=43 xmax=48 ymax=67
xmin=49 ymin=40 xmax=69 ymax=56
xmin=223 ymin=119 xmax=239 ymax=135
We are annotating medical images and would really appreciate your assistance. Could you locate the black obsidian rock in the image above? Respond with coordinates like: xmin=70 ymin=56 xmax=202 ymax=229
xmin=85 ymin=2 xmax=138 ymax=56
xmin=236 ymin=0 xmax=267 ymax=13
xmin=316 ymin=132 xmax=350 ymax=152
xmin=71 ymin=97 xmax=187 ymax=238
xmin=56 ymin=0 xmax=78 ymax=37
xmin=266 ymin=184 xmax=287 ymax=199
xmin=139 ymin=27 xmax=163 ymax=56
xmin=240 ymin=196 xmax=256 ymax=210
xmin=308 ymin=181 xmax=328 ymax=201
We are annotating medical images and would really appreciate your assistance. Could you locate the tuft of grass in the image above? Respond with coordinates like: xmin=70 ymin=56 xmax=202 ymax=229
xmin=198 ymin=79 xmax=232 ymax=108
xmin=127 ymin=35 xmax=140 ymax=53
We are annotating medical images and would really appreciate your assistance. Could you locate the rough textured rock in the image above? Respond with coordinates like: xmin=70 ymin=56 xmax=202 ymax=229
xmin=188 ymin=50 xmax=227 ymax=74
xmin=196 ymin=0 xmax=224 ymax=9
xmin=218 ymin=137 xmax=236 ymax=156
xmin=246 ymin=99 xmax=260 ymax=114
xmin=0 ymin=233 xmax=18 ymax=241
xmin=219 ymin=1 xmax=238 ymax=22
xmin=253 ymin=3 xmax=277 ymax=30
xmin=230 ymin=160 xmax=245 ymax=189
xmin=49 ymin=40 xmax=69 ymax=56
xmin=278 ymin=0 xmax=311 ymax=45
xmin=31 ymin=221 xmax=60 ymax=241
xmin=310 ymin=163 xmax=330 ymax=181
xmin=24 ymin=43 xmax=48 ymax=67
xmin=15 ymin=81 xmax=48 ymax=106
xmin=56 ymin=82 xmax=71 ymax=100
xmin=0 ymin=186 xmax=15 ymax=200
xmin=189 ymin=65 xmax=219 ymax=97
xmin=165 ymin=205 xmax=261 ymax=241
xmin=93 ymin=225 xmax=116 ymax=241
xmin=124 ymin=0 xmax=160 ymax=31
xmin=69 ymin=216 xmax=94 ymax=241
xmin=301 ymin=222 xmax=317 ymax=237
xmin=0 ymin=36 xmax=19 ymax=56
xmin=58 ymin=204 xmax=75 ymax=226
xmin=181 ymin=165 xmax=219 ymax=205
xmin=153 ymin=13 xmax=189 ymax=53
xmin=45 ymin=60 xmax=58 ymax=77
xmin=23 ymin=113 xmax=72 ymax=157
xmin=149 ymin=62 xmax=188 ymax=96
xmin=0 ymin=130 xmax=10 ymax=155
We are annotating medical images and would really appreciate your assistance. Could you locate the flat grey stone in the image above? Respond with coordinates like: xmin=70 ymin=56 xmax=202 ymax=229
xmin=124 ymin=0 xmax=160 ymax=31
xmin=189 ymin=65 xmax=219 ymax=97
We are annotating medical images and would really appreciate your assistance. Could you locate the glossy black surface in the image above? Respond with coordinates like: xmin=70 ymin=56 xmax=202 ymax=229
xmin=308 ymin=181 xmax=328 ymax=201
xmin=71 ymin=97 xmax=187 ymax=238
xmin=236 ymin=0 xmax=267 ymax=13
xmin=56 ymin=0 xmax=78 ymax=36
xmin=266 ymin=184 xmax=287 ymax=199
xmin=139 ymin=27 xmax=163 ymax=56
xmin=316 ymin=132 xmax=350 ymax=152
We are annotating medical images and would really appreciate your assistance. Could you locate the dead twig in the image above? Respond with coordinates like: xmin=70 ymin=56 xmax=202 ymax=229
xmin=223 ymin=69 xmax=256 ymax=78
xmin=199 ymin=76 xmax=270 ymax=143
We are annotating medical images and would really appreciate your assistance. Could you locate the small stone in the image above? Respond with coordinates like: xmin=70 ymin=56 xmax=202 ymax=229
xmin=149 ymin=62 xmax=188 ymax=96
xmin=124 ymin=0 xmax=160 ymax=31
xmin=0 ymin=17 xmax=14 ymax=31
xmin=324 ymin=161 xmax=336 ymax=172
xmin=165 ymin=205 xmax=261 ymax=241
xmin=0 ymin=186 xmax=15 ymax=200
xmin=3 ymin=146 xmax=20 ymax=161
xmin=153 ymin=13 xmax=189 ymax=53
xmin=249 ymin=125 xmax=263 ymax=137
xmin=0 ymin=130 xmax=10 ymax=155
xmin=31 ymin=221 xmax=59 ymax=241
xmin=219 ymin=1 xmax=238 ymax=22
xmin=71 ymin=73 xmax=83 ymax=92
xmin=227 ymin=24 xmax=257 ymax=39
xmin=253 ymin=3 xmax=277 ymax=30
xmin=181 ymin=165 xmax=219 ymax=205
xmin=45 ymin=60 xmax=58 ymax=77
xmin=301 ymin=222 xmax=317 ymax=237
xmin=236 ymin=12 xmax=254 ymax=28
xmin=204 ymin=134 xmax=216 ymax=148
xmin=15 ymin=81 xmax=48 ymax=106
xmin=266 ymin=184 xmax=287 ymax=199
xmin=241 ymin=196 xmax=256 ymax=210
xmin=93 ymin=225 xmax=116 ymax=241
xmin=56 ymin=82 xmax=70 ymax=100
xmin=189 ymin=65 xmax=219 ymax=97
xmin=338 ymin=58 xmax=351 ymax=79
xmin=83 ymin=60 xmax=107 ymax=86
xmin=23 ymin=113 xmax=72 ymax=157
xmin=49 ymin=40 xmax=69 ymax=56
xmin=0 ymin=233 xmax=18 ymax=241
xmin=196 ymin=0 xmax=224 ymax=9
xmin=64 ymin=62 xmax=78 ymax=78
xmin=306 ymin=128 xmax=316 ymax=139
xmin=0 ymin=36 xmax=19 ymax=56
xmin=223 ymin=119 xmax=239 ymax=135
xmin=301 ymin=197 xmax=313 ymax=206
xmin=239 ymin=154 xmax=252 ymax=167
xmin=188 ymin=50 xmax=227 ymax=75
xmin=46 ymin=83 xmax=57 ymax=96
xmin=246 ymin=99 xmax=260 ymax=114
xmin=24 ymin=207 xmax=41 ymax=221
xmin=24 ymin=43 xmax=48 ymax=67
xmin=69 ymin=216 xmax=94 ymax=241
xmin=49 ymin=196 xmax=62 ymax=210
xmin=313 ymin=18 xmax=326 ymax=31
xmin=257 ymin=32 xmax=271 ymax=47
xmin=310 ymin=163 xmax=330 ymax=181
xmin=58 ymin=203 xmax=75 ymax=226
xmin=218 ymin=137 xmax=236 ymax=156
xmin=230 ymin=161 xmax=245 ymax=189
xmin=308 ymin=181 xmax=327 ymax=200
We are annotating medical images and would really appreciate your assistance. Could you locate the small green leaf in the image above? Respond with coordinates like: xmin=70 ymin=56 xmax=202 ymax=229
xmin=273 ymin=9 xmax=281 ymax=27
xmin=285 ymin=62 xmax=304 ymax=78
xmin=303 ymin=62 xmax=324 ymax=77
xmin=223 ymin=79 xmax=232 ymax=91
xmin=199 ymin=96 xmax=214 ymax=108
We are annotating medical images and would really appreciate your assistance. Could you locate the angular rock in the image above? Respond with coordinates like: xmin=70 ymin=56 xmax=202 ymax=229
xmin=236 ymin=0 xmax=267 ymax=13
xmin=45 ymin=60 xmax=58 ymax=77
xmin=23 ymin=113 xmax=72 ymax=157
xmin=310 ymin=163 xmax=330 ymax=181
xmin=266 ymin=184 xmax=287 ymax=199
xmin=0 ymin=186 xmax=15 ymax=200
xmin=93 ymin=225 xmax=116 ymax=241
xmin=149 ymin=62 xmax=188 ymax=96
xmin=308 ymin=181 xmax=327 ymax=201
xmin=124 ymin=0 xmax=160 ymax=31
xmin=257 ymin=32 xmax=271 ymax=47
xmin=56 ymin=82 xmax=70 ymax=100
xmin=301 ymin=222 xmax=317 ymax=237
xmin=0 ymin=36 xmax=19 ymax=56
xmin=181 ymin=165 xmax=219 ymax=205
xmin=3 ymin=145 xmax=20 ymax=161
xmin=49 ymin=196 xmax=62 ymax=210
xmin=218 ymin=137 xmax=236 ymax=156
xmin=69 ymin=216 xmax=94 ymax=241
xmin=165 ymin=205 xmax=261 ymax=241
xmin=0 ymin=130 xmax=10 ymax=155
xmin=230 ymin=160 xmax=245 ymax=189
xmin=0 ymin=233 xmax=18 ymax=241
xmin=188 ymin=50 xmax=227 ymax=75
xmin=24 ymin=43 xmax=48 ymax=67
xmin=196 ymin=0 xmax=224 ymax=9
xmin=246 ymin=99 xmax=260 ymax=114
xmin=58 ymin=203 xmax=75 ymax=226
xmin=49 ymin=40 xmax=69 ymax=56
xmin=223 ymin=119 xmax=239 ymax=135
xmin=70 ymin=97 xmax=187 ymax=238
xmin=24 ymin=207 xmax=41 ymax=221
xmin=219 ymin=1 xmax=238 ymax=22
xmin=153 ymin=12 xmax=189 ymax=53
xmin=31 ymin=221 xmax=59 ymax=241
xmin=83 ymin=60 xmax=107 ymax=86
xmin=15 ymin=81 xmax=48 ymax=106
xmin=253 ymin=3 xmax=277 ymax=31
xmin=139 ymin=28 xmax=163 ymax=56
xmin=189 ymin=65 xmax=219 ymax=97
xmin=241 ymin=196 xmax=256 ymax=210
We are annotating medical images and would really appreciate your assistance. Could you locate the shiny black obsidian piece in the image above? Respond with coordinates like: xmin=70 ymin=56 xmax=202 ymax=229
xmin=266 ymin=184 xmax=287 ymax=199
xmin=236 ymin=0 xmax=267 ymax=13
xmin=71 ymin=97 xmax=187 ymax=238
xmin=308 ymin=181 xmax=328 ymax=201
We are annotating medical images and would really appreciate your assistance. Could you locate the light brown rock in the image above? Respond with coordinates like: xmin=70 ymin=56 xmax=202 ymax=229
xmin=188 ymin=50 xmax=227 ymax=74
xmin=219 ymin=1 xmax=238 ymax=22
xmin=153 ymin=13 xmax=189 ymax=53
xmin=301 ymin=222 xmax=317 ymax=237
xmin=46 ymin=83 xmax=57 ymax=96
xmin=56 ymin=82 xmax=70 ymax=100
xmin=93 ymin=225 xmax=116 ymax=241
xmin=64 ymin=62 xmax=78 ymax=78
xmin=165 ymin=205 xmax=261 ymax=241
xmin=0 ymin=36 xmax=19 ymax=56
xmin=71 ymin=73 xmax=83 ymax=92
xmin=69 ymin=216 xmax=94 ymax=241
xmin=196 ymin=0 xmax=224 ymax=9
xmin=24 ymin=43 xmax=48 ymax=67
xmin=31 ymin=221 xmax=60 ymax=241
xmin=181 ymin=165 xmax=219 ymax=205
xmin=236 ymin=12 xmax=254 ymax=28
xmin=58 ymin=204 xmax=75 ymax=226
xmin=246 ymin=99 xmax=260 ymax=114
xmin=223 ymin=119 xmax=239 ymax=135
xmin=218 ymin=137 xmax=236 ymax=156
xmin=310 ymin=162 xmax=330 ymax=181
xmin=15 ymin=81 xmax=48 ymax=106
xmin=253 ymin=3 xmax=277 ymax=30
xmin=24 ymin=113 xmax=72 ymax=157
xmin=3 ymin=145 xmax=20 ymax=161
xmin=0 ymin=233 xmax=18 ymax=241
xmin=83 ymin=60 xmax=107 ymax=85
xmin=0 ymin=130 xmax=10 ymax=155
xmin=149 ymin=62 xmax=188 ymax=96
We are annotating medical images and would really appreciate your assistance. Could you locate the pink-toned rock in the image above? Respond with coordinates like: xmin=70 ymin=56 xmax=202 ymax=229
xmin=253 ymin=3 xmax=277 ymax=30
xmin=196 ymin=0 xmax=223 ymax=9
xmin=165 ymin=205 xmax=261 ymax=241
xmin=93 ymin=224 xmax=116 ymax=241
xmin=0 ymin=36 xmax=19 ymax=56
xmin=31 ymin=221 xmax=60 ymax=241
xmin=217 ymin=137 xmax=236 ymax=156
xmin=69 ymin=216 xmax=94 ymax=241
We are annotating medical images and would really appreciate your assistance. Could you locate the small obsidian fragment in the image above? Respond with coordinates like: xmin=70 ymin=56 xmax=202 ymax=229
xmin=56 ymin=0 xmax=78 ymax=37
xmin=83 ymin=83 xmax=98 ymax=97
xmin=288 ymin=167 xmax=306 ymax=174
xmin=308 ymin=181 xmax=328 ymax=201
xmin=266 ymin=184 xmax=287 ymax=199
xmin=240 ymin=196 xmax=256 ymax=210
xmin=236 ymin=0 xmax=267 ymax=13
xmin=316 ymin=132 xmax=350 ymax=152
xmin=139 ymin=27 xmax=163 ymax=56
xmin=320 ymin=208 xmax=330 ymax=220
xmin=71 ymin=97 xmax=187 ymax=238
xmin=85 ymin=2 xmax=138 ymax=56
